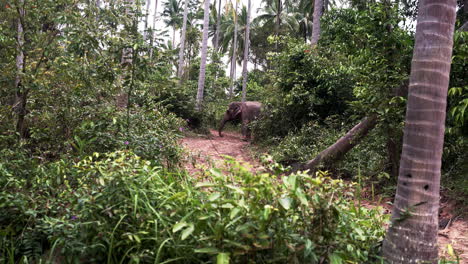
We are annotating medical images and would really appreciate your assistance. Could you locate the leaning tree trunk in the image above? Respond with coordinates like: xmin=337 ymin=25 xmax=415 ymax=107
xmin=382 ymin=1 xmax=457 ymax=263
xmin=14 ymin=0 xmax=26 ymax=138
xmin=229 ymin=0 xmax=239 ymax=98
xmin=196 ymin=0 xmax=211 ymax=111
xmin=300 ymin=114 xmax=378 ymax=172
xmin=241 ymin=0 xmax=251 ymax=103
xmin=150 ymin=0 xmax=159 ymax=59
xmin=310 ymin=0 xmax=323 ymax=47
xmin=177 ymin=0 xmax=189 ymax=81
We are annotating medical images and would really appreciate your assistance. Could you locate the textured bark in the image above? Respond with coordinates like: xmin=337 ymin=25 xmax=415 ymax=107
xmin=300 ymin=115 xmax=378 ymax=172
xmin=214 ymin=0 xmax=222 ymax=52
xmin=382 ymin=1 xmax=457 ymax=263
xmin=310 ymin=0 xmax=323 ymax=47
xmin=229 ymin=0 xmax=239 ymax=98
xmin=196 ymin=0 xmax=211 ymax=111
xmin=177 ymin=0 xmax=188 ymax=80
xmin=14 ymin=0 xmax=26 ymax=138
xmin=143 ymin=0 xmax=151 ymax=39
xmin=149 ymin=0 xmax=159 ymax=59
xmin=275 ymin=0 xmax=282 ymax=50
xmin=241 ymin=0 xmax=251 ymax=103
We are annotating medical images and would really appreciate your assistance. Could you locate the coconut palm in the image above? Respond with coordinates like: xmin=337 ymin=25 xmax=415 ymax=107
xmin=177 ymin=0 xmax=189 ymax=79
xmin=196 ymin=0 xmax=211 ymax=110
xmin=241 ymin=0 xmax=251 ymax=102
xmin=382 ymin=0 xmax=457 ymax=263
xmin=162 ymin=0 xmax=183 ymax=45
xmin=310 ymin=0 xmax=323 ymax=46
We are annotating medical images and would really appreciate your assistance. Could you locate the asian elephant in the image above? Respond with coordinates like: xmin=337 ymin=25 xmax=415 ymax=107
xmin=218 ymin=101 xmax=262 ymax=140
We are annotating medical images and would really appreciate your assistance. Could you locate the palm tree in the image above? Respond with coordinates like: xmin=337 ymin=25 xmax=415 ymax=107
xmin=177 ymin=0 xmax=189 ymax=80
xmin=196 ymin=0 xmax=211 ymax=110
xmin=310 ymin=0 xmax=323 ymax=47
xmin=229 ymin=0 xmax=239 ymax=98
xmin=150 ymin=0 xmax=159 ymax=59
xmin=241 ymin=0 xmax=251 ymax=102
xmin=162 ymin=0 xmax=183 ymax=45
xmin=382 ymin=0 xmax=457 ymax=263
xmin=214 ymin=0 xmax=223 ymax=51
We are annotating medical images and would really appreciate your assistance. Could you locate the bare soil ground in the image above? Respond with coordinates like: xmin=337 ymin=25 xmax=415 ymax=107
xmin=181 ymin=129 xmax=468 ymax=263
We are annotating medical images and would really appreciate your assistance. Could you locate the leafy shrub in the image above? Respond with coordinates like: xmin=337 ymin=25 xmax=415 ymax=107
xmin=72 ymin=105 xmax=184 ymax=166
xmin=1 ymin=151 xmax=387 ymax=263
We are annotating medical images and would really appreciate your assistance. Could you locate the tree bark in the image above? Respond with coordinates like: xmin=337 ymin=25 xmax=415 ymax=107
xmin=177 ymin=0 xmax=188 ymax=81
xmin=241 ymin=0 xmax=251 ymax=103
xmin=150 ymin=0 xmax=159 ymax=59
xmin=382 ymin=1 xmax=457 ymax=263
xmin=229 ymin=0 xmax=239 ymax=98
xmin=311 ymin=0 xmax=323 ymax=47
xmin=143 ymin=0 xmax=151 ymax=39
xmin=275 ymin=0 xmax=282 ymax=50
xmin=299 ymin=114 xmax=378 ymax=172
xmin=196 ymin=0 xmax=211 ymax=111
xmin=214 ymin=0 xmax=222 ymax=52
xmin=14 ymin=0 xmax=26 ymax=138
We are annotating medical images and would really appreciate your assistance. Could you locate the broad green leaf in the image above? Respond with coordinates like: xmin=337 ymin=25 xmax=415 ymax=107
xmin=208 ymin=192 xmax=221 ymax=202
xmin=329 ymin=253 xmax=343 ymax=264
xmin=217 ymin=253 xmax=230 ymax=264
xmin=279 ymin=197 xmax=292 ymax=210
xmin=295 ymin=188 xmax=308 ymax=206
xmin=181 ymin=224 xmax=194 ymax=240
xmin=230 ymin=208 xmax=241 ymax=219
xmin=172 ymin=221 xmax=187 ymax=233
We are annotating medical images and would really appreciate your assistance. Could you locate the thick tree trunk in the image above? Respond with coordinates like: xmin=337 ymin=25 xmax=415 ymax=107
xmin=382 ymin=1 xmax=457 ymax=263
xmin=299 ymin=114 xmax=378 ymax=172
xmin=229 ymin=0 xmax=239 ymax=98
xmin=14 ymin=0 xmax=26 ymax=138
xmin=177 ymin=0 xmax=188 ymax=81
xmin=196 ymin=0 xmax=211 ymax=111
xmin=311 ymin=0 xmax=323 ymax=47
xmin=150 ymin=0 xmax=159 ymax=59
xmin=241 ymin=0 xmax=251 ymax=103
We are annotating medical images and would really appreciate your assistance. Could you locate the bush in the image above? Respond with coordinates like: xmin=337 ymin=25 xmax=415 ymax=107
xmin=1 ymin=151 xmax=387 ymax=263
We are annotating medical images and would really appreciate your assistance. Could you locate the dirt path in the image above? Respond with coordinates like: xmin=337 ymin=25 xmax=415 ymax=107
xmin=181 ymin=129 xmax=260 ymax=175
xmin=181 ymin=130 xmax=467 ymax=262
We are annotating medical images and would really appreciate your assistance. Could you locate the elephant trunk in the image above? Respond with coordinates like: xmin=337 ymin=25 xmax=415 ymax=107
xmin=218 ymin=115 xmax=229 ymax=137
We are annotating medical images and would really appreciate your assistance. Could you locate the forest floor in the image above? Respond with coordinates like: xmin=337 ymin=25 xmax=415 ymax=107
xmin=181 ymin=129 xmax=468 ymax=263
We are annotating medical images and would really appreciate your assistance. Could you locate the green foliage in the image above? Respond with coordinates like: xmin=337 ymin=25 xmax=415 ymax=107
xmin=0 ymin=152 xmax=387 ymax=263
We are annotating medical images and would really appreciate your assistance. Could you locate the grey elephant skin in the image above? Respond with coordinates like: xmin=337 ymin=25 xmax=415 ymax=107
xmin=218 ymin=101 xmax=262 ymax=140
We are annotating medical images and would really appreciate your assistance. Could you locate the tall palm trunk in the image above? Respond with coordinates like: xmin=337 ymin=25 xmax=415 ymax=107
xmin=214 ymin=0 xmax=222 ymax=51
xmin=143 ymin=0 xmax=151 ymax=39
xmin=150 ymin=0 xmax=159 ymax=59
xmin=241 ymin=0 xmax=251 ymax=103
xmin=177 ymin=0 xmax=189 ymax=80
xmin=229 ymin=0 xmax=239 ymax=98
xmin=275 ymin=0 xmax=282 ymax=50
xmin=14 ymin=0 xmax=26 ymax=138
xmin=382 ymin=1 xmax=457 ymax=263
xmin=311 ymin=0 xmax=323 ymax=47
xmin=196 ymin=0 xmax=211 ymax=111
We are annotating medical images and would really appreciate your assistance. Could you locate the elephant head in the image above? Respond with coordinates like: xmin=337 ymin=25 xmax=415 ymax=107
xmin=218 ymin=102 xmax=242 ymax=137
xmin=218 ymin=101 xmax=262 ymax=138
